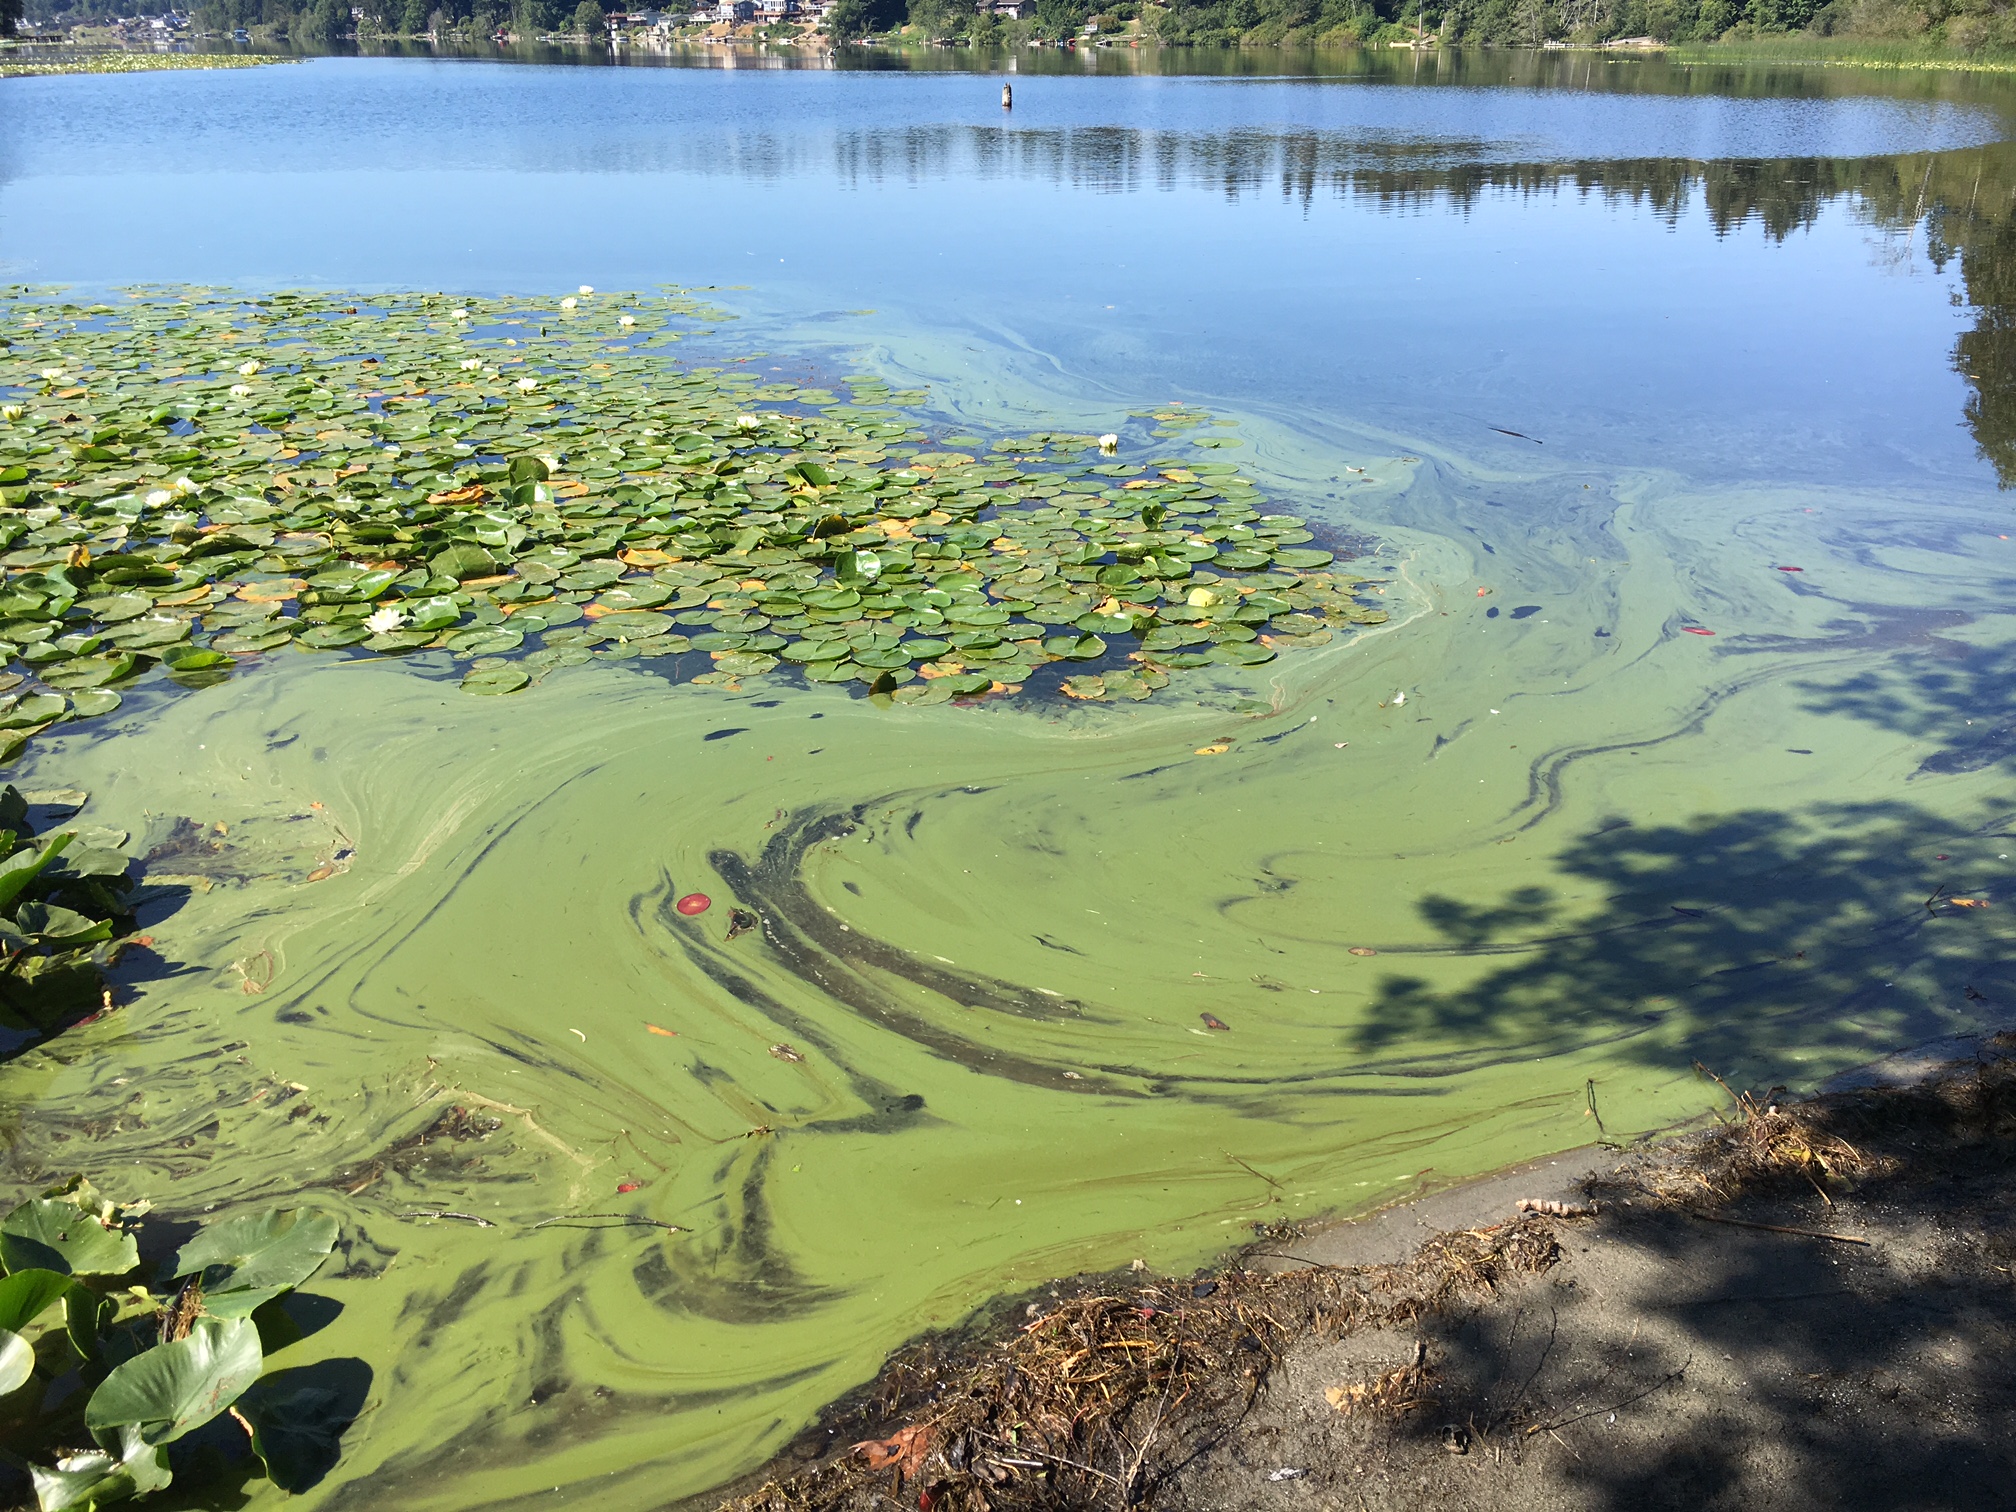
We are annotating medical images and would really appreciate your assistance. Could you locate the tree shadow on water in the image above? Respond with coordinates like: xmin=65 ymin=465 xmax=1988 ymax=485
xmin=1351 ymin=799 xmax=2016 ymax=1091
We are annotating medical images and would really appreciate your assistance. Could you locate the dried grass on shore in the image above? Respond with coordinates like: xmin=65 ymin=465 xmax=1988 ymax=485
xmin=723 ymin=1036 xmax=2016 ymax=1512
xmin=725 ymin=1219 xmax=1561 ymax=1512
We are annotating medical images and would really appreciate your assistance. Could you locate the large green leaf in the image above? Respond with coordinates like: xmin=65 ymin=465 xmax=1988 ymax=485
xmin=84 ymin=1315 xmax=263 ymax=1447
xmin=0 ymin=1199 xmax=138 ymax=1278
xmin=172 ymin=1209 xmax=337 ymax=1313
xmin=0 ymin=1327 xmax=32 ymax=1395
xmin=0 ymin=1267 xmax=74 ymax=1332
xmin=0 ymin=832 xmax=70 ymax=912
xmin=430 ymin=543 xmax=499 ymax=581
xmin=30 ymin=1425 xmax=172 ymax=1511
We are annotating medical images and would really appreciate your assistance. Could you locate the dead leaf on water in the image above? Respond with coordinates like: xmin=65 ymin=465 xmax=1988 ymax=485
xmin=1348 ymin=946 xmax=1378 ymax=957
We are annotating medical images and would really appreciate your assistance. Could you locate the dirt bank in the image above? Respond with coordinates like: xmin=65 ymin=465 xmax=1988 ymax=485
xmin=708 ymin=1038 xmax=2016 ymax=1512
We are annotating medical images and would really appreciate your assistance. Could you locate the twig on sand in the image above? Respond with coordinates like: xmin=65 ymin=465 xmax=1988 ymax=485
xmin=1525 ymin=1357 xmax=1692 ymax=1435
xmin=1685 ymin=1211 xmax=1870 ymax=1246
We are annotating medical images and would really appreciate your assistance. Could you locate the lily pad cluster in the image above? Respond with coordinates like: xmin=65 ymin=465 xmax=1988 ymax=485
xmin=0 ymin=784 xmax=134 ymax=1041
xmin=0 ymin=1178 xmax=344 ymax=1509
xmin=0 ymin=287 xmax=1389 ymax=744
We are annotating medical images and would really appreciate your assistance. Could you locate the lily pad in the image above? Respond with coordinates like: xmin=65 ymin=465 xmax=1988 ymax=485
xmin=85 ymin=1315 xmax=262 ymax=1446
xmin=0 ymin=287 xmax=1395 ymax=739
xmin=173 ymin=1208 xmax=338 ymax=1316
xmin=297 ymin=624 xmax=371 ymax=650
xmin=0 ymin=1198 xmax=138 ymax=1277
xmin=592 ymin=611 xmax=672 ymax=638
xmin=462 ymin=664 xmax=530 ymax=696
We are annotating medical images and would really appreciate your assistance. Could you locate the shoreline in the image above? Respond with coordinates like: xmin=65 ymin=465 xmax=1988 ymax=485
xmin=706 ymin=1030 xmax=2016 ymax=1511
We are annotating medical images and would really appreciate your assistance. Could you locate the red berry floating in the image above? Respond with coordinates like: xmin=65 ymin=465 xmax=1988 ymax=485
xmin=675 ymin=893 xmax=711 ymax=916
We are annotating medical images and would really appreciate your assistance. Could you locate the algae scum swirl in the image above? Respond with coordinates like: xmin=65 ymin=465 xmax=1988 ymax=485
xmin=12 ymin=285 xmax=1976 ymax=1510
xmin=0 ymin=285 xmax=1433 ymax=1509
xmin=0 ymin=286 xmax=1388 ymax=744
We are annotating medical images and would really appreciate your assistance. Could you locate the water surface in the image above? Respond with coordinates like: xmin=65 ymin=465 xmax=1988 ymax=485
xmin=4 ymin=48 xmax=2016 ymax=1509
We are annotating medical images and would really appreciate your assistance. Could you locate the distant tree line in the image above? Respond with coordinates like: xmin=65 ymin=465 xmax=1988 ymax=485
xmin=886 ymin=0 xmax=2016 ymax=46
xmin=21 ymin=0 xmax=680 ymax=38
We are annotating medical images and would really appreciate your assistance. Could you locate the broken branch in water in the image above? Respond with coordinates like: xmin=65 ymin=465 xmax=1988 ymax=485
xmin=529 ymin=1213 xmax=685 ymax=1232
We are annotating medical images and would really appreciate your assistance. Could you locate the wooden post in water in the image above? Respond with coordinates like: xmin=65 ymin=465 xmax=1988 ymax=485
xmin=1001 ymin=82 xmax=1013 ymax=109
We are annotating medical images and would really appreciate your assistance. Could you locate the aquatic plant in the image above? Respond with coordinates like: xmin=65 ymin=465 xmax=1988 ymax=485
xmin=0 ymin=287 xmax=1389 ymax=756
xmin=0 ymin=1179 xmax=343 ymax=1508
xmin=0 ymin=52 xmax=296 ymax=79
xmin=0 ymin=784 xmax=134 ymax=1040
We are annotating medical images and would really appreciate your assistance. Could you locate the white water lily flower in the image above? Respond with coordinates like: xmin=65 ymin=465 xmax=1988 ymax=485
xmin=459 ymin=358 xmax=482 ymax=371
xmin=618 ymin=315 xmax=636 ymax=327
xmin=0 ymin=404 xmax=22 ymax=422
xmin=1098 ymin=433 xmax=1118 ymax=452
xmin=236 ymin=360 xmax=260 ymax=376
xmin=39 ymin=368 xmax=63 ymax=381
xmin=561 ymin=297 xmax=578 ymax=311
xmin=735 ymin=414 xmax=761 ymax=430
xmin=517 ymin=376 xmax=539 ymax=392
xmin=452 ymin=308 xmax=470 ymax=320
xmin=365 ymin=606 xmax=405 ymax=635
xmin=578 ymin=284 xmax=594 ymax=295
xmin=144 ymin=489 xmax=174 ymax=508
xmin=229 ymin=383 xmax=253 ymax=398
xmin=538 ymin=453 xmax=562 ymax=471
xmin=173 ymin=477 xmax=196 ymax=494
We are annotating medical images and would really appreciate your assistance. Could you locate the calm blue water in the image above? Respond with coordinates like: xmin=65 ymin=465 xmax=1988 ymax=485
xmin=0 ymin=55 xmax=2007 ymax=482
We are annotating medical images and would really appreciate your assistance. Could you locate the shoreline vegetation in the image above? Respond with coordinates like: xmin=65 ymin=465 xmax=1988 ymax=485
xmin=14 ymin=0 xmax=2016 ymax=75
xmin=714 ymin=1040 xmax=2016 ymax=1512
xmin=9 ymin=37 xmax=2016 ymax=78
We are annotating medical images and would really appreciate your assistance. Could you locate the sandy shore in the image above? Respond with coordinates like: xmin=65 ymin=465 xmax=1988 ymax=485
xmin=707 ymin=1034 xmax=2016 ymax=1511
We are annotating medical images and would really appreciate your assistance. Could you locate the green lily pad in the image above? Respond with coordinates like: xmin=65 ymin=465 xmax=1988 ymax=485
xmin=29 ymin=1425 xmax=171 ymax=1511
xmin=780 ymin=639 xmax=850 ymax=662
xmin=462 ymin=664 xmax=530 ymax=695
xmin=593 ymin=611 xmax=672 ymax=638
xmin=69 ymin=690 xmax=123 ymax=718
xmin=298 ymin=624 xmax=371 ymax=650
xmin=85 ymin=1315 xmax=263 ymax=1447
xmin=597 ymin=583 xmax=673 ymax=611
xmin=1272 ymin=548 xmax=1336 ymax=569
xmin=430 ymin=542 xmax=500 ymax=581
xmin=1208 ymin=641 xmax=1278 ymax=665
xmin=173 ymin=1208 xmax=338 ymax=1316
xmin=75 ymin=593 xmax=151 ymax=624
xmin=444 ymin=628 xmax=526 ymax=656
xmin=0 ymin=1197 xmax=138 ymax=1277
xmin=1044 ymin=633 xmax=1106 ymax=660
xmin=160 ymin=646 xmax=233 ymax=672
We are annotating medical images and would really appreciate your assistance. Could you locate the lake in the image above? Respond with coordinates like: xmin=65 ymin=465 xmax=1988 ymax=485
xmin=2 ymin=42 xmax=2014 ymax=1509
